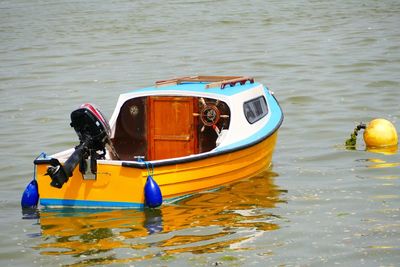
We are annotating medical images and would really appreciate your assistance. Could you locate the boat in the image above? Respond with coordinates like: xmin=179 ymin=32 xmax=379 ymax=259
xmin=27 ymin=76 xmax=283 ymax=209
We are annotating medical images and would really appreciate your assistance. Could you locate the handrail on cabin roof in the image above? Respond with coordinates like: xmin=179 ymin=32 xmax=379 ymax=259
xmin=155 ymin=76 xmax=254 ymax=89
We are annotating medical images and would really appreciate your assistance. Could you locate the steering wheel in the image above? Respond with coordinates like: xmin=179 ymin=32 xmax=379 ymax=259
xmin=200 ymin=104 xmax=220 ymax=127
xmin=196 ymin=98 xmax=229 ymax=133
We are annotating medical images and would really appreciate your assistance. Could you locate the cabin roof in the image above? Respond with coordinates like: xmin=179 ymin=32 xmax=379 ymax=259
xmin=122 ymin=76 xmax=261 ymax=97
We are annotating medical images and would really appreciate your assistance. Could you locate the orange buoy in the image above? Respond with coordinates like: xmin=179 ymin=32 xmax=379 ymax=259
xmin=345 ymin=119 xmax=398 ymax=154
xmin=363 ymin=119 xmax=398 ymax=148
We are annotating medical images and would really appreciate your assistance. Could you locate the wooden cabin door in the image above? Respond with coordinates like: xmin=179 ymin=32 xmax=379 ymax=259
xmin=148 ymin=96 xmax=198 ymax=160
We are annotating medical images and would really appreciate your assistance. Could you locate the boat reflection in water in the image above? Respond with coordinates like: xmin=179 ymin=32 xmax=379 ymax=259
xmin=35 ymin=169 xmax=285 ymax=265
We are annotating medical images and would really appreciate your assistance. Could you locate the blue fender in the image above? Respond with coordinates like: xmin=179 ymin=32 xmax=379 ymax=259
xmin=21 ymin=179 xmax=39 ymax=208
xmin=144 ymin=175 xmax=162 ymax=208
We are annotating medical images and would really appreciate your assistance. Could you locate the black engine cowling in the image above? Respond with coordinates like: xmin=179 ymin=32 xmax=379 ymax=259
xmin=70 ymin=103 xmax=112 ymax=151
xmin=46 ymin=103 xmax=115 ymax=188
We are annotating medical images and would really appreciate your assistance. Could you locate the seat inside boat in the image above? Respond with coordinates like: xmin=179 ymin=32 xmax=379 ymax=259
xmin=111 ymin=96 xmax=231 ymax=161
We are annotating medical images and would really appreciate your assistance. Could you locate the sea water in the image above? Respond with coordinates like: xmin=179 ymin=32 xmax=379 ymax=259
xmin=1 ymin=0 xmax=399 ymax=266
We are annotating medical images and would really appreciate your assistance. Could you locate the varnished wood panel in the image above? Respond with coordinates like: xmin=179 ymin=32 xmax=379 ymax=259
xmin=148 ymin=97 xmax=197 ymax=160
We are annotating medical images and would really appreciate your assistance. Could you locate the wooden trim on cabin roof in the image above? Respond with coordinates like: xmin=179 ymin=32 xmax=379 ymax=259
xmin=155 ymin=76 xmax=254 ymax=89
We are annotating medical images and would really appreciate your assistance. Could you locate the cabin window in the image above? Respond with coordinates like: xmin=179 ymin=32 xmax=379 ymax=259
xmin=243 ymin=96 xmax=268 ymax=124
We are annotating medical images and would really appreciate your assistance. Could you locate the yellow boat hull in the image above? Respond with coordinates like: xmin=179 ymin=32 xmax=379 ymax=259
xmin=36 ymin=131 xmax=278 ymax=208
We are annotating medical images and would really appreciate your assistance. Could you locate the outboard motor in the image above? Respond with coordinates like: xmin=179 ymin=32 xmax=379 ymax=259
xmin=46 ymin=103 xmax=118 ymax=188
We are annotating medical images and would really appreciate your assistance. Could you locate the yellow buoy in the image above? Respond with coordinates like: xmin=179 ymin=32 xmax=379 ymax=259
xmin=363 ymin=118 xmax=398 ymax=148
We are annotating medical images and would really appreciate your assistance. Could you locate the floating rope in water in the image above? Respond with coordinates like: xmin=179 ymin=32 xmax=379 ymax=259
xmin=345 ymin=123 xmax=366 ymax=148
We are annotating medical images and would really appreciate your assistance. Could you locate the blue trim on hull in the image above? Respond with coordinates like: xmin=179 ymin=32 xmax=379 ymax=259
xmin=40 ymin=198 xmax=144 ymax=209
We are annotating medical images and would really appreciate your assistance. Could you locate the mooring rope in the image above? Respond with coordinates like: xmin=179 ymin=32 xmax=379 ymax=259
xmin=33 ymin=152 xmax=47 ymax=180
xmin=144 ymin=161 xmax=154 ymax=177
xmin=345 ymin=123 xmax=366 ymax=147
